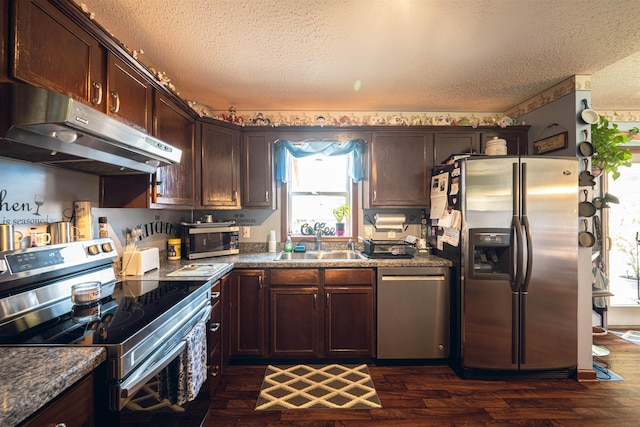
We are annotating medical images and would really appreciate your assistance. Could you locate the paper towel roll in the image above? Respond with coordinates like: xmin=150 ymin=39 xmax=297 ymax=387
xmin=268 ymin=230 xmax=276 ymax=253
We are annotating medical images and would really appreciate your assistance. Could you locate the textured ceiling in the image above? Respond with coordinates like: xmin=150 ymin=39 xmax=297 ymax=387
xmin=73 ymin=0 xmax=640 ymax=114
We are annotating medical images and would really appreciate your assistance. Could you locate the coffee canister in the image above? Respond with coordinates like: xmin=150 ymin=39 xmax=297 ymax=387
xmin=168 ymin=238 xmax=181 ymax=260
xmin=74 ymin=200 xmax=93 ymax=241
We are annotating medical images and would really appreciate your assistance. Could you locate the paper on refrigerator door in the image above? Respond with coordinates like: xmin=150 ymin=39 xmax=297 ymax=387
xmin=430 ymin=173 xmax=449 ymax=219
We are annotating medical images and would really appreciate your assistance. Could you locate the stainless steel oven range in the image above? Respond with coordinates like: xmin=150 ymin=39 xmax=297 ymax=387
xmin=0 ymin=238 xmax=212 ymax=426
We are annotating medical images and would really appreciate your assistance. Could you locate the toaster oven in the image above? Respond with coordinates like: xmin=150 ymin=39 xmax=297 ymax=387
xmin=180 ymin=221 xmax=240 ymax=259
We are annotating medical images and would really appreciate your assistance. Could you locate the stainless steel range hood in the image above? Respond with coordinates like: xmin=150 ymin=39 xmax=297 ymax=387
xmin=0 ymin=84 xmax=182 ymax=175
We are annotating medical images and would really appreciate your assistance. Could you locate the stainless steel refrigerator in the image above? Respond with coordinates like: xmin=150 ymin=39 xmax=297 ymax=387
xmin=433 ymin=156 xmax=578 ymax=378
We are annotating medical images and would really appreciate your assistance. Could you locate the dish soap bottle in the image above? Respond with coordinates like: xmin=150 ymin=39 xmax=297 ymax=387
xmin=284 ymin=232 xmax=293 ymax=253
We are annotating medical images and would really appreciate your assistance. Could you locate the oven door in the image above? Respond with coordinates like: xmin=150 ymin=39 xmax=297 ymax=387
xmin=111 ymin=302 xmax=212 ymax=411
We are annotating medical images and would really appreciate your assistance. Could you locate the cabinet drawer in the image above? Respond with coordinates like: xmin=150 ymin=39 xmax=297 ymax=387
xmin=211 ymin=280 xmax=221 ymax=304
xmin=270 ymin=269 xmax=320 ymax=285
xmin=325 ymin=268 xmax=375 ymax=285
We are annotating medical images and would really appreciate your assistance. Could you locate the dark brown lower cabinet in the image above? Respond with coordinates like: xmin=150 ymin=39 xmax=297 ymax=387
xmin=267 ymin=268 xmax=375 ymax=359
xmin=325 ymin=286 xmax=375 ymax=357
xmin=325 ymin=268 xmax=375 ymax=358
xmin=229 ymin=269 xmax=267 ymax=357
xmin=21 ymin=372 xmax=94 ymax=427
xmin=270 ymin=287 xmax=320 ymax=357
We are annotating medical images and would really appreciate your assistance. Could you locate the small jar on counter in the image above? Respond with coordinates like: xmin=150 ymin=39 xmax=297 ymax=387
xmin=168 ymin=238 xmax=181 ymax=260
xmin=98 ymin=217 xmax=108 ymax=238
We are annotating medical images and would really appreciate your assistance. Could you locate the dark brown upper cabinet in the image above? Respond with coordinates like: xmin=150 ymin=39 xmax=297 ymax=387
xmin=242 ymin=132 xmax=276 ymax=209
xmin=199 ymin=122 xmax=242 ymax=209
xmin=152 ymin=92 xmax=196 ymax=207
xmin=366 ymin=131 xmax=433 ymax=208
xmin=433 ymin=131 xmax=481 ymax=165
xmin=11 ymin=0 xmax=105 ymax=108
xmin=106 ymin=53 xmax=152 ymax=133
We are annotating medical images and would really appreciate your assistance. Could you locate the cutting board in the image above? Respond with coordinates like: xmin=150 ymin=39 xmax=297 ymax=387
xmin=167 ymin=263 xmax=229 ymax=277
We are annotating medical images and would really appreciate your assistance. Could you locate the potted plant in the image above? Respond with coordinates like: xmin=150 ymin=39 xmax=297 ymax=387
xmin=591 ymin=116 xmax=638 ymax=180
xmin=332 ymin=203 xmax=350 ymax=236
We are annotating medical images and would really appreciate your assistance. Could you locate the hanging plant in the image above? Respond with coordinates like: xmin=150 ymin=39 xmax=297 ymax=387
xmin=591 ymin=115 xmax=638 ymax=180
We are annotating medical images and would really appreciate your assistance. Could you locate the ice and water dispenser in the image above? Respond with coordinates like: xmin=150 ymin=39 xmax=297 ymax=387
xmin=468 ymin=229 xmax=511 ymax=279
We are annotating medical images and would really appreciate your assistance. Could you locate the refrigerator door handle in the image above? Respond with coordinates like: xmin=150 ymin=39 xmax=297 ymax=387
xmin=520 ymin=161 xmax=533 ymax=292
xmin=521 ymin=215 xmax=533 ymax=292
xmin=511 ymin=163 xmax=524 ymax=292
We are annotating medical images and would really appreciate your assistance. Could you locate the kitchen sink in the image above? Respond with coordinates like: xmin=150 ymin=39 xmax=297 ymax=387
xmin=274 ymin=250 xmax=367 ymax=261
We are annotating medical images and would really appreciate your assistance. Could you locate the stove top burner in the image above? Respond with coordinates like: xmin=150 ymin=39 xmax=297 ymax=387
xmin=0 ymin=279 xmax=209 ymax=346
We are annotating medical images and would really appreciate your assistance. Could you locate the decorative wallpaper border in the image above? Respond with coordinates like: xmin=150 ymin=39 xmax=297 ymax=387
xmin=186 ymin=103 xmax=519 ymax=128
xmin=503 ymin=75 xmax=590 ymax=119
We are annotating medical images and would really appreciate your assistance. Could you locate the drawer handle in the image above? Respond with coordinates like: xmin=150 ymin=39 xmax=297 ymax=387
xmin=55 ymin=424 xmax=67 ymax=427
xmin=211 ymin=291 xmax=221 ymax=299
xmin=211 ymin=365 xmax=220 ymax=377
xmin=210 ymin=323 xmax=221 ymax=332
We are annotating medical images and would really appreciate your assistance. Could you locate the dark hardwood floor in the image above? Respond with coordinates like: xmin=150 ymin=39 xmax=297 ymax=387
xmin=205 ymin=330 xmax=640 ymax=426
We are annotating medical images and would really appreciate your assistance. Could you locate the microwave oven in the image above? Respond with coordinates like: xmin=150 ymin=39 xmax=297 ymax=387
xmin=180 ymin=222 xmax=240 ymax=259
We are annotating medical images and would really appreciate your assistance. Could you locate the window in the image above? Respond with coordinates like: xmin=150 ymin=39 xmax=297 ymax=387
xmin=607 ymin=160 xmax=640 ymax=306
xmin=274 ymin=138 xmax=366 ymax=241
xmin=285 ymin=152 xmax=355 ymax=238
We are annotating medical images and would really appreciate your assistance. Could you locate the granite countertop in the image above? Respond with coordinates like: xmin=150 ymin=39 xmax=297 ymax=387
xmin=120 ymin=251 xmax=451 ymax=282
xmin=0 ymin=346 xmax=106 ymax=427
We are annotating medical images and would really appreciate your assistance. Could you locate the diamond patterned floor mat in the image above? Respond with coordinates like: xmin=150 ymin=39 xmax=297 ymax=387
xmin=255 ymin=364 xmax=382 ymax=410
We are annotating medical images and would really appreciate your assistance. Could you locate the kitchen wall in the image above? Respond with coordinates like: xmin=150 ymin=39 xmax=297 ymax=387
xmin=0 ymin=157 xmax=188 ymax=256
xmin=0 ymin=156 xmax=423 ymax=257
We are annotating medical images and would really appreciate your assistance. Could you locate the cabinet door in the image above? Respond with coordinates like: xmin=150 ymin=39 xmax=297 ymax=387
xmin=12 ymin=0 xmax=105 ymax=108
xmin=325 ymin=287 xmax=375 ymax=357
xmin=230 ymin=270 xmax=266 ymax=357
xmin=324 ymin=268 xmax=375 ymax=357
xmin=368 ymin=132 xmax=433 ymax=207
xmin=270 ymin=287 xmax=320 ymax=357
xmin=22 ymin=373 xmax=94 ymax=427
xmin=481 ymin=130 xmax=528 ymax=156
xmin=242 ymin=133 xmax=276 ymax=208
xmin=220 ymin=273 xmax=232 ymax=368
xmin=200 ymin=123 xmax=241 ymax=209
xmin=107 ymin=53 xmax=152 ymax=132
xmin=433 ymin=131 xmax=480 ymax=165
xmin=153 ymin=93 xmax=195 ymax=206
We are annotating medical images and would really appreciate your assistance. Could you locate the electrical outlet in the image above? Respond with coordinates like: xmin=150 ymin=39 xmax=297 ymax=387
xmin=242 ymin=226 xmax=250 ymax=238
xmin=387 ymin=230 xmax=396 ymax=239
xmin=364 ymin=226 xmax=374 ymax=239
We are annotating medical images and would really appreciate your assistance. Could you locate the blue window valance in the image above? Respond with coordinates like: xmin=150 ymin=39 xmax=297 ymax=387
xmin=274 ymin=139 xmax=367 ymax=183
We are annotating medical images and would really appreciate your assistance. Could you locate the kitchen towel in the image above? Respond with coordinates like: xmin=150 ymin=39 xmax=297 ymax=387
xmin=157 ymin=319 xmax=207 ymax=406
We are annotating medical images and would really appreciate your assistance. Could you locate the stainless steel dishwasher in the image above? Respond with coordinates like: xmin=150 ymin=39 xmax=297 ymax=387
xmin=377 ymin=266 xmax=450 ymax=359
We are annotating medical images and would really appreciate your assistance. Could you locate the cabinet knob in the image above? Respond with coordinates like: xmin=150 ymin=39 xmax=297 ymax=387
xmin=211 ymin=291 xmax=221 ymax=300
xmin=110 ymin=91 xmax=121 ymax=113
xmin=211 ymin=365 xmax=220 ymax=377
xmin=91 ymin=82 xmax=103 ymax=105
xmin=55 ymin=424 xmax=67 ymax=427
xmin=210 ymin=322 xmax=221 ymax=333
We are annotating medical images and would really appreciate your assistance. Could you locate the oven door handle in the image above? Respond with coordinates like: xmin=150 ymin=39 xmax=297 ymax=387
xmin=120 ymin=340 xmax=187 ymax=399
xmin=119 ymin=303 xmax=212 ymax=401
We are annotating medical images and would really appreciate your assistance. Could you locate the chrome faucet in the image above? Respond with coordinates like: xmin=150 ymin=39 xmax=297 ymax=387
xmin=315 ymin=229 xmax=322 ymax=251
xmin=347 ymin=239 xmax=355 ymax=251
